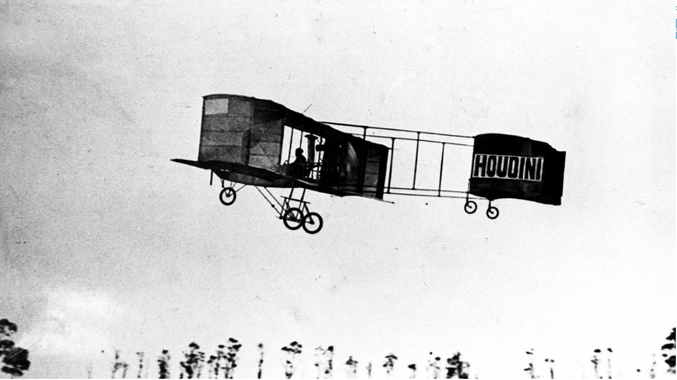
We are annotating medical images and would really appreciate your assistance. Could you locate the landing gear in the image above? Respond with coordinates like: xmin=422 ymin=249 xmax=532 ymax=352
xmin=464 ymin=194 xmax=499 ymax=219
xmin=255 ymin=186 xmax=325 ymax=234
xmin=219 ymin=187 xmax=237 ymax=206
xmin=302 ymin=212 xmax=323 ymax=234
xmin=486 ymin=201 xmax=499 ymax=220
xmin=279 ymin=188 xmax=324 ymax=234
xmin=218 ymin=180 xmax=245 ymax=206
xmin=464 ymin=199 xmax=477 ymax=214
xmin=282 ymin=208 xmax=304 ymax=230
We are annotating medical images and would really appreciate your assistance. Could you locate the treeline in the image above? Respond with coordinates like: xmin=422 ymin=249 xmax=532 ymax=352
xmin=1 ymin=318 xmax=674 ymax=378
xmin=107 ymin=327 xmax=676 ymax=379
xmin=110 ymin=341 xmax=471 ymax=379
xmin=524 ymin=328 xmax=676 ymax=379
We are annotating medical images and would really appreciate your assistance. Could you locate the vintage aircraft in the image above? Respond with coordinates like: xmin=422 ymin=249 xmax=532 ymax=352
xmin=172 ymin=94 xmax=566 ymax=234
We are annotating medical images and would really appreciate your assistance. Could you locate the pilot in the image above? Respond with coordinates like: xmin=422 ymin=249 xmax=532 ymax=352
xmin=290 ymin=148 xmax=307 ymax=178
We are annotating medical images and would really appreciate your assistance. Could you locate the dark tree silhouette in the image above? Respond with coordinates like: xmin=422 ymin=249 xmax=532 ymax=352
xmin=544 ymin=358 xmax=555 ymax=379
xmin=383 ymin=353 xmax=397 ymax=378
xmin=326 ymin=346 xmax=334 ymax=378
xmin=158 ymin=350 xmax=171 ymax=379
xmin=346 ymin=356 xmax=358 ymax=379
xmin=136 ymin=352 xmax=144 ymax=379
xmin=524 ymin=349 xmax=535 ymax=379
xmin=179 ymin=342 xmax=203 ymax=379
xmin=206 ymin=355 xmax=216 ymax=379
xmin=222 ymin=338 xmax=242 ymax=379
xmin=445 ymin=352 xmax=469 ymax=379
xmin=0 ymin=319 xmax=30 ymax=377
xmin=662 ymin=328 xmax=676 ymax=374
xmin=407 ymin=363 xmax=416 ymax=379
xmin=215 ymin=344 xmax=225 ymax=378
xmin=591 ymin=349 xmax=601 ymax=379
xmin=428 ymin=352 xmax=441 ymax=379
xmin=314 ymin=346 xmax=333 ymax=378
xmin=281 ymin=341 xmax=303 ymax=379
xmin=111 ymin=350 xmax=129 ymax=379
xmin=257 ymin=343 xmax=264 ymax=379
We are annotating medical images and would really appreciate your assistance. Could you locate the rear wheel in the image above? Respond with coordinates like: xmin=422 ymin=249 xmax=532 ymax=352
xmin=302 ymin=212 xmax=323 ymax=234
xmin=282 ymin=208 xmax=304 ymax=230
xmin=486 ymin=206 xmax=499 ymax=219
xmin=464 ymin=200 xmax=477 ymax=214
xmin=219 ymin=187 xmax=236 ymax=206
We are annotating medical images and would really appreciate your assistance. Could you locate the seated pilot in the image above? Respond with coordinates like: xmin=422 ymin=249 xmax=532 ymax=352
xmin=289 ymin=148 xmax=308 ymax=178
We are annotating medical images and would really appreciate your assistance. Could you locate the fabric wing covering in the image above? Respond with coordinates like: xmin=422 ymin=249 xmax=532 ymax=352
xmin=199 ymin=96 xmax=284 ymax=171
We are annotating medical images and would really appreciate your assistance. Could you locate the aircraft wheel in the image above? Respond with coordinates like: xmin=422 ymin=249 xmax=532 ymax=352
xmin=464 ymin=200 xmax=477 ymax=214
xmin=219 ymin=187 xmax=236 ymax=206
xmin=283 ymin=208 xmax=304 ymax=230
xmin=302 ymin=212 xmax=323 ymax=234
xmin=486 ymin=205 xmax=499 ymax=219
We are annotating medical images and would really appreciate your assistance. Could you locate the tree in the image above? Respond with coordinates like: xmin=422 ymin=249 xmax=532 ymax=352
xmin=135 ymin=352 xmax=144 ymax=379
xmin=179 ymin=342 xmax=204 ymax=379
xmin=524 ymin=349 xmax=535 ymax=379
xmin=383 ymin=353 xmax=397 ymax=378
xmin=0 ymin=319 xmax=30 ymax=378
xmin=662 ymin=328 xmax=676 ymax=374
xmin=111 ymin=350 xmax=129 ymax=379
xmin=281 ymin=341 xmax=303 ymax=379
xmin=407 ymin=363 xmax=416 ymax=379
xmin=346 ymin=356 xmax=358 ymax=379
xmin=591 ymin=349 xmax=601 ymax=379
xmin=544 ymin=358 xmax=555 ymax=379
xmin=257 ymin=344 xmax=264 ymax=379
xmin=445 ymin=352 xmax=469 ymax=379
xmin=314 ymin=346 xmax=334 ymax=379
xmin=222 ymin=338 xmax=241 ymax=379
xmin=158 ymin=350 xmax=171 ymax=379
xmin=427 ymin=352 xmax=441 ymax=379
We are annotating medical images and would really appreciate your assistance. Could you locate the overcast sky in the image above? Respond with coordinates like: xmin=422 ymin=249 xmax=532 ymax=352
xmin=1 ymin=1 xmax=674 ymax=379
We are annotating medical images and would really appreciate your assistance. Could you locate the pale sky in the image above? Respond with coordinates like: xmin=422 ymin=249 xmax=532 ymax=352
xmin=0 ymin=1 xmax=675 ymax=379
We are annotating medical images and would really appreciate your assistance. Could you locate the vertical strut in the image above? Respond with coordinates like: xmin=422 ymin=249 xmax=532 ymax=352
xmin=412 ymin=132 xmax=421 ymax=189
xmin=359 ymin=126 xmax=368 ymax=193
xmin=286 ymin=187 xmax=295 ymax=212
xmin=438 ymin=143 xmax=446 ymax=197
xmin=287 ymin=128 xmax=294 ymax=163
xmin=387 ymin=138 xmax=395 ymax=193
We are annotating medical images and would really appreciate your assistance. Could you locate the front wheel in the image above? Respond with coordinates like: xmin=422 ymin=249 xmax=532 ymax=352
xmin=302 ymin=212 xmax=323 ymax=234
xmin=283 ymin=208 xmax=304 ymax=230
xmin=219 ymin=187 xmax=236 ymax=206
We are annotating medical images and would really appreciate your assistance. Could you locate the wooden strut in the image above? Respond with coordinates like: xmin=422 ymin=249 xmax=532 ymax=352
xmin=438 ymin=143 xmax=445 ymax=197
xmin=412 ymin=132 xmax=420 ymax=189
xmin=386 ymin=138 xmax=395 ymax=194
xmin=359 ymin=126 xmax=367 ymax=193
xmin=320 ymin=121 xmax=474 ymax=140
xmin=254 ymin=186 xmax=286 ymax=218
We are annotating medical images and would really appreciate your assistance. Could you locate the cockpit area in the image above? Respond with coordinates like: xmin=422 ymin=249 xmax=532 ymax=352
xmin=198 ymin=94 xmax=389 ymax=199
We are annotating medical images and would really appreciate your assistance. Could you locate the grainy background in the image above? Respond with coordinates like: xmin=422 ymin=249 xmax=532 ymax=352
xmin=0 ymin=1 xmax=674 ymax=378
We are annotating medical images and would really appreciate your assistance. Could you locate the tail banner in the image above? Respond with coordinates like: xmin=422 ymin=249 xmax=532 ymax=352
xmin=469 ymin=134 xmax=566 ymax=205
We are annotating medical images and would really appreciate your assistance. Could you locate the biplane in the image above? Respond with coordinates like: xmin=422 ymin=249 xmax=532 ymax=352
xmin=172 ymin=94 xmax=566 ymax=234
